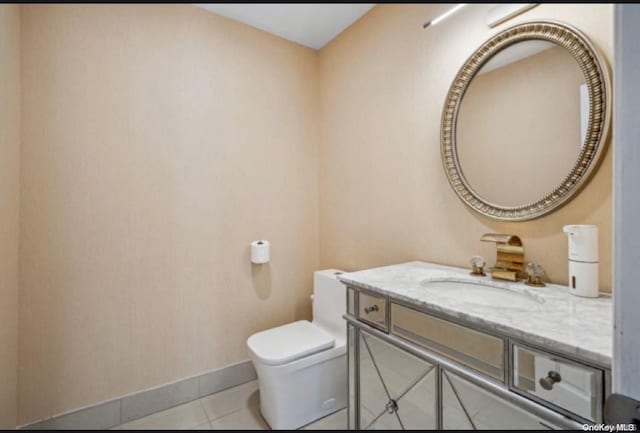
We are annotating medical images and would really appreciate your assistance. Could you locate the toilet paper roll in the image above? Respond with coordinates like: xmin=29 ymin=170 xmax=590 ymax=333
xmin=251 ymin=240 xmax=270 ymax=264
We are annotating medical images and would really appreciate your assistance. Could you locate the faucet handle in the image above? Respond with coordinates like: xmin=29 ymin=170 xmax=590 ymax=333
xmin=525 ymin=262 xmax=546 ymax=287
xmin=470 ymin=256 xmax=486 ymax=276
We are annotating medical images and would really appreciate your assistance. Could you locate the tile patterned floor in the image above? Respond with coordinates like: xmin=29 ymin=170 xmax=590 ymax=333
xmin=111 ymin=380 xmax=347 ymax=430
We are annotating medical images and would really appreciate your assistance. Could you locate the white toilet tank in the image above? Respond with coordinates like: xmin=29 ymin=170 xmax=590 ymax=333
xmin=312 ymin=269 xmax=346 ymax=338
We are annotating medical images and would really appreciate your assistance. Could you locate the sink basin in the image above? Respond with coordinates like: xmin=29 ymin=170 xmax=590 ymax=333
xmin=419 ymin=278 xmax=546 ymax=311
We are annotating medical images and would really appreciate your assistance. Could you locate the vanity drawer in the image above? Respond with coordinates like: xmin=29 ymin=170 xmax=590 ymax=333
xmin=357 ymin=291 xmax=388 ymax=332
xmin=390 ymin=303 xmax=505 ymax=381
xmin=347 ymin=287 xmax=356 ymax=316
xmin=511 ymin=343 xmax=604 ymax=422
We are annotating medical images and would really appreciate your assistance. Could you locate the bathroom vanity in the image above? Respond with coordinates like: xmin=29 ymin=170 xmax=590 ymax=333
xmin=339 ymin=262 xmax=612 ymax=430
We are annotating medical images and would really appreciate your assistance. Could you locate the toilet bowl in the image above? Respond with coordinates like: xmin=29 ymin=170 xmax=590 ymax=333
xmin=247 ymin=269 xmax=347 ymax=430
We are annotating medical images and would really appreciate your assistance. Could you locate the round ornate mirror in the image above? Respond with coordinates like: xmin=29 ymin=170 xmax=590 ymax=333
xmin=441 ymin=21 xmax=611 ymax=221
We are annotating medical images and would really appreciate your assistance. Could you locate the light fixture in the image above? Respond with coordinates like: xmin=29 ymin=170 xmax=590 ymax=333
xmin=486 ymin=4 xmax=538 ymax=28
xmin=423 ymin=4 xmax=467 ymax=29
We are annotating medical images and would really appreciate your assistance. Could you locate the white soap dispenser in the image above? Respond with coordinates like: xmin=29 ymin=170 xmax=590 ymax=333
xmin=562 ymin=225 xmax=599 ymax=298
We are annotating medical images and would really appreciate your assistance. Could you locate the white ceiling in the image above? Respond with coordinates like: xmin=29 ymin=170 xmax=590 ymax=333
xmin=194 ymin=4 xmax=375 ymax=50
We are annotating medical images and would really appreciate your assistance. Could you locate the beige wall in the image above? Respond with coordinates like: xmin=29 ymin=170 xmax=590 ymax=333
xmin=19 ymin=4 xmax=319 ymax=424
xmin=0 ymin=4 xmax=21 ymax=429
xmin=459 ymin=46 xmax=585 ymax=206
xmin=318 ymin=4 xmax=613 ymax=290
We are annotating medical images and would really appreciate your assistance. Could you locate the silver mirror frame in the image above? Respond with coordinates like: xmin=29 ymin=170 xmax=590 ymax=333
xmin=441 ymin=21 xmax=611 ymax=221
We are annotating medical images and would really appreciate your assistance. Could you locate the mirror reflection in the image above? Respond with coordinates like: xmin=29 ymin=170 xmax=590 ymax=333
xmin=457 ymin=40 xmax=587 ymax=207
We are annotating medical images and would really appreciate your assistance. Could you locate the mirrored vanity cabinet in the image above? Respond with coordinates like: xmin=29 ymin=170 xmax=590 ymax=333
xmin=340 ymin=18 xmax=613 ymax=431
xmin=342 ymin=264 xmax=612 ymax=430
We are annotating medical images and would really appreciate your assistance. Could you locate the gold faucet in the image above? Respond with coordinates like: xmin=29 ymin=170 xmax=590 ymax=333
xmin=480 ymin=233 xmax=524 ymax=281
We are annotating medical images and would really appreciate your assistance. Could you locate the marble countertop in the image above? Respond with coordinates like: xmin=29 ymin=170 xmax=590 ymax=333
xmin=338 ymin=261 xmax=612 ymax=367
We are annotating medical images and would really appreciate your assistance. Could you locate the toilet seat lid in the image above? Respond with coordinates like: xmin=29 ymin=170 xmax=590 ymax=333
xmin=247 ymin=320 xmax=335 ymax=366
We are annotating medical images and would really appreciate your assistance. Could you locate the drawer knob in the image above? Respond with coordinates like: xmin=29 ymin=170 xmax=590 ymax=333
xmin=385 ymin=399 xmax=398 ymax=414
xmin=364 ymin=305 xmax=380 ymax=314
xmin=539 ymin=370 xmax=562 ymax=390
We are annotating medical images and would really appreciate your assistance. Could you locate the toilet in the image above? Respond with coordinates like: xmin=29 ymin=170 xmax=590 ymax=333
xmin=247 ymin=269 xmax=347 ymax=430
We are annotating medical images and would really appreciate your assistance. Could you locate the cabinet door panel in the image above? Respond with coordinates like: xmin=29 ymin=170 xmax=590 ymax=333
xmin=397 ymin=369 xmax=437 ymax=429
xmin=443 ymin=370 xmax=552 ymax=430
xmin=442 ymin=371 xmax=475 ymax=430
xmin=358 ymin=330 xmax=437 ymax=430
xmin=367 ymin=411 xmax=403 ymax=430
